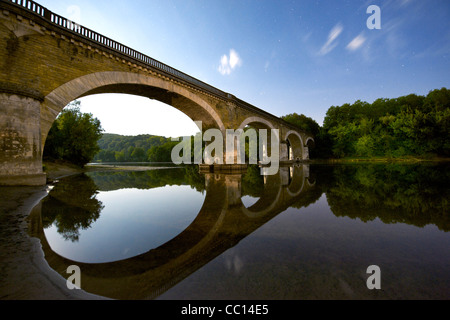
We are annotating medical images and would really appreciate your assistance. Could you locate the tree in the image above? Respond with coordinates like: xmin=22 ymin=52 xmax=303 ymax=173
xmin=281 ymin=113 xmax=320 ymax=136
xmin=131 ymin=147 xmax=147 ymax=162
xmin=318 ymin=88 xmax=450 ymax=159
xmin=44 ymin=101 xmax=104 ymax=167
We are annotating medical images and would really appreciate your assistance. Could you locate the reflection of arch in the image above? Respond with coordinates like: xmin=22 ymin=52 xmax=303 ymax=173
xmin=42 ymin=71 xmax=226 ymax=149
xmin=30 ymin=165 xmax=316 ymax=300
xmin=285 ymin=130 xmax=304 ymax=161
xmin=31 ymin=174 xmax=231 ymax=299
xmin=241 ymin=173 xmax=283 ymax=219
xmin=286 ymin=165 xmax=306 ymax=197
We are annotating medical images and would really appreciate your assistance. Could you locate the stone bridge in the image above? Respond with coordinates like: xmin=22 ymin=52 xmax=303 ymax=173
xmin=28 ymin=165 xmax=316 ymax=300
xmin=0 ymin=0 xmax=314 ymax=186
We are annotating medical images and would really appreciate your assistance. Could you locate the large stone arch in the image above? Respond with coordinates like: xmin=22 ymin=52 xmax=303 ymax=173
xmin=41 ymin=71 xmax=226 ymax=150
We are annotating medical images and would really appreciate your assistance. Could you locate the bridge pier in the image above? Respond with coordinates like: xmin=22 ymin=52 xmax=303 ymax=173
xmin=0 ymin=93 xmax=46 ymax=186
xmin=280 ymin=141 xmax=289 ymax=162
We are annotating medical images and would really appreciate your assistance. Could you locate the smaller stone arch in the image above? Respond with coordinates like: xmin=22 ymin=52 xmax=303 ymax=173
xmin=284 ymin=130 xmax=304 ymax=161
xmin=238 ymin=116 xmax=275 ymax=130
xmin=232 ymin=116 xmax=279 ymax=166
xmin=305 ymin=137 xmax=315 ymax=147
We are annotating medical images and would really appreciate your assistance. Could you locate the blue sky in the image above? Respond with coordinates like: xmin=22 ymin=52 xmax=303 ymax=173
xmin=36 ymin=0 xmax=450 ymax=137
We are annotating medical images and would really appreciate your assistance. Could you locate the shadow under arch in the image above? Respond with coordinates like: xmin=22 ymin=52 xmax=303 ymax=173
xmin=41 ymin=71 xmax=226 ymax=150
xmin=29 ymin=165 xmax=317 ymax=300
xmin=236 ymin=116 xmax=280 ymax=165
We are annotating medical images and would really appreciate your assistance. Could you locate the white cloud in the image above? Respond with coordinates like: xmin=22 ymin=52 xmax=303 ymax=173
xmin=319 ymin=23 xmax=343 ymax=56
xmin=346 ymin=33 xmax=367 ymax=51
xmin=218 ymin=49 xmax=242 ymax=75
xmin=66 ymin=5 xmax=82 ymax=23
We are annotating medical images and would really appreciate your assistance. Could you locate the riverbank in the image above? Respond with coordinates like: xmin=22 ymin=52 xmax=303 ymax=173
xmin=0 ymin=185 xmax=105 ymax=300
xmin=0 ymin=161 xmax=112 ymax=300
xmin=1 ymin=161 xmax=180 ymax=300
xmin=44 ymin=160 xmax=178 ymax=183
xmin=309 ymin=156 xmax=450 ymax=164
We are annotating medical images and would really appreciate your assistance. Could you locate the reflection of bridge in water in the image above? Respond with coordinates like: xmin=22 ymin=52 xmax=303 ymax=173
xmin=28 ymin=165 xmax=315 ymax=300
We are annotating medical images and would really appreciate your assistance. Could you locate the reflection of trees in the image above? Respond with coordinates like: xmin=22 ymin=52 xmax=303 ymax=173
xmin=290 ymin=186 xmax=323 ymax=210
xmin=241 ymin=165 xmax=265 ymax=197
xmin=42 ymin=166 xmax=205 ymax=242
xmin=86 ymin=165 xmax=205 ymax=192
xmin=325 ymin=163 xmax=450 ymax=231
xmin=42 ymin=174 xmax=104 ymax=242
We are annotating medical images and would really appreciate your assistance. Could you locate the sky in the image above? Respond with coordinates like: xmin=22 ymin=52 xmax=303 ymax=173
xmin=36 ymin=0 xmax=450 ymax=137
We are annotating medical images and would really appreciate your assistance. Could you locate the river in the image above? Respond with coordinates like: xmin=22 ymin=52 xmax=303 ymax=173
xmin=1 ymin=163 xmax=449 ymax=300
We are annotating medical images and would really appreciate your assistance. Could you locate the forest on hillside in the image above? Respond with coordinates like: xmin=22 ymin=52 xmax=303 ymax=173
xmin=92 ymin=134 xmax=179 ymax=163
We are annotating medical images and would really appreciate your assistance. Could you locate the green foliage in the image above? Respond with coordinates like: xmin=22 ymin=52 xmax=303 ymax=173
xmin=41 ymin=173 xmax=104 ymax=242
xmin=92 ymin=133 xmax=178 ymax=163
xmin=94 ymin=133 xmax=205 ymax=163
xmin=319 ymin=88 xmax=450 ymax=159
xmin=41 ymin=166 xmax=206 ymax=241
xmin=44 ymin=101 xmax=104 ymax=167
xmin=325 ymin=163 xmax=450 ymax=231
xmin=281 ymin=113 xmax=320 ymax=136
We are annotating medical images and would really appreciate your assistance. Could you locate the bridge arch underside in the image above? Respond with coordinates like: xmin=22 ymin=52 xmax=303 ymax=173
xmin=285 ymin=131 xmax=306 ymax=162
xmin=42 ymin=72 xmax=226 ymax=149
xmin=237 ymin=117 xmax=278 ymax=163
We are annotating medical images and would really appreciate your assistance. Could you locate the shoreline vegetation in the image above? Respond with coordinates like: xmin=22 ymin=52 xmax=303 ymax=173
xmin=310 ymin=156 xmax=450 ymax=164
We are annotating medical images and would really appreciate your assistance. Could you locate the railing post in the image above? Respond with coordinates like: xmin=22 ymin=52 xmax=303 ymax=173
xmin=43 ymin=8 xmax=51 ymax=20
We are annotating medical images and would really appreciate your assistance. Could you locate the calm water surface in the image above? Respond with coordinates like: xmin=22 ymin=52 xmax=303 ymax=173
xmin=32 ymin=163 xmax=450 ymax=300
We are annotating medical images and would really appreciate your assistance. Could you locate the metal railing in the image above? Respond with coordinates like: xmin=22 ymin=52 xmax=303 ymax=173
xmin=5 ymin=0 xmax=227 ymax=99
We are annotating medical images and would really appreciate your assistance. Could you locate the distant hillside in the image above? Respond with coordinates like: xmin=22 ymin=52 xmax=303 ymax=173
xmin=93 ymin=133 xmax=180 ymax=162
